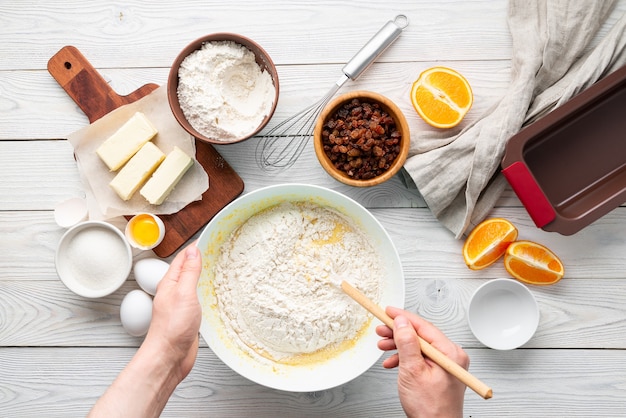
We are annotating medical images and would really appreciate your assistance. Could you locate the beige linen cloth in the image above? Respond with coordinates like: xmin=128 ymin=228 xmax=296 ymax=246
xmin=403 ymin=0 xmax=626 ymax=238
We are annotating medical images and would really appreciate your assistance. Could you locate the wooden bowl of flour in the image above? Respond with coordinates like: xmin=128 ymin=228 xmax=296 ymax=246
xmin=167 ymin=33 xmax=280 ymax=145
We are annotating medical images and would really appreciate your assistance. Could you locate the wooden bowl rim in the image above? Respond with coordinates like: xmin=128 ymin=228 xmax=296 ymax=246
xmin=167 ymin=32 xmax=280 ymax=145
xmin=313 ymin=90 xmax=410 ymax=187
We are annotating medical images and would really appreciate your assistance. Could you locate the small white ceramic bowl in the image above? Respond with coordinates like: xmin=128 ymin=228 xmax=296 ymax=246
xmin=468 ymin=278 xmax=539 ymax=350
xmin=55 ymin=221 xmax=132 ymax=298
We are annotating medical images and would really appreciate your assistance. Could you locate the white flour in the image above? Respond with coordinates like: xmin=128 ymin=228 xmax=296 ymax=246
xmin=213 ymin=201 xmax=382 ymax=363
xmin=177 ymin=40 xmax=275 ymax=141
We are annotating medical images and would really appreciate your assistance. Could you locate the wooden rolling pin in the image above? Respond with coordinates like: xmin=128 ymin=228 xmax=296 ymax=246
xmin=341 ymin=280 xmax=493 ymax=400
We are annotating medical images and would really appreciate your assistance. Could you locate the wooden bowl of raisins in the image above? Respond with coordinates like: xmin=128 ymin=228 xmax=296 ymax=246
xmin=313 ymin=91 xmax=410 ymax=187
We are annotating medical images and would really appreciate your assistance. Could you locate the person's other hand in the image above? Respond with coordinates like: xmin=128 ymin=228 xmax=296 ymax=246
xmin=88 ymin=243 xmax=204 ymax=418
xmin=376 ymin=306 xmax=468 ymax=418
xmin=144 ymin=243 xmax=203 ymax=382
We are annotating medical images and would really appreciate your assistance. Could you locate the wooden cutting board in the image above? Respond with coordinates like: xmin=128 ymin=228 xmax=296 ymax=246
xmin=48 ymin=45 xmax=244 ymax=258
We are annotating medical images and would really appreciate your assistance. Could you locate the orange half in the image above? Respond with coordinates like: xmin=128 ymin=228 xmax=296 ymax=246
xmin=463 ymin=218 xmax=518 ymax=270
xmin=410 ymin=66 xmax=473 ymax=129
xmin=504 ymin=240 xmax=564 ymax=285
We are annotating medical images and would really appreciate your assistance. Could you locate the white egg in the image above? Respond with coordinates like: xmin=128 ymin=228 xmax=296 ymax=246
xmin=120 ymin=289 xmax=153 ymax=337
xmin=133 ymin=258 xmax=170 ymax=296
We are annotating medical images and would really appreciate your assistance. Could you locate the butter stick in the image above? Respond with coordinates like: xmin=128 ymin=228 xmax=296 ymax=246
xmin=109 ymin=142 xmax=166 ymax=201
xmin=96 ymin=112 xmax=158 ymax=171
xmin=140 ymin=146 xmax=193 ymax=205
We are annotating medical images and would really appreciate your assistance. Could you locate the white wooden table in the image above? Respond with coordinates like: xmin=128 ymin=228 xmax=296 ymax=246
xmin=2 ymin=1 xmax=626 ymax=416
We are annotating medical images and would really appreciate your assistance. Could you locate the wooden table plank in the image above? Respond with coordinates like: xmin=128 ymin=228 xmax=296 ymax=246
xmin=0 ymin=347 xmax=625 ymax=417
xmin=2 ymin=0 xmax=626 ymax=415
xmin=0 ymin=60 xmax=512 ymax=140
xmin=3 ymin=207 xmax=626 ymax=279
xmin=0 ymin=1 xmax=514 ymax=71
xmin=2 ymin=269 xmax=626 ymax=348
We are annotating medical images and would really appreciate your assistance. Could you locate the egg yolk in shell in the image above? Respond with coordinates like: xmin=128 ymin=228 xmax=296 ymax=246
xmin=129 ymin=214 xmax=161 ymax=247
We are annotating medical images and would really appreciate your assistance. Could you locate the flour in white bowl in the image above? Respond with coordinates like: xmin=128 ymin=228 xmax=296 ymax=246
xmin=212 ymin=201 xmax=383 ymax=364
xmin=177 ymin=40 xmax=275 ymax=141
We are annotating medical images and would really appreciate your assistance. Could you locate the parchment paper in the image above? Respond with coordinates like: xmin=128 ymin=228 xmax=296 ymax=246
xmin=68 ymin=85 xmax=209 ymax=220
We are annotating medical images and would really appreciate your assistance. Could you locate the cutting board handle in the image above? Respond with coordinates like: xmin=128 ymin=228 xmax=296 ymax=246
xmin=47 ymin=45 xmax=159 ymax=123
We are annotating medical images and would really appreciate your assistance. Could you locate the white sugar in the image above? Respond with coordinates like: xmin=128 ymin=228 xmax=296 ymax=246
xmin=64 ymin=227 xmax=129 ymax=291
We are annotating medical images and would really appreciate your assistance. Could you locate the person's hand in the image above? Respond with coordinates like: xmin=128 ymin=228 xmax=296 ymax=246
xmin=376 ymin=306 xmax=469 ymax=418
xmin=143 ymin=243 xmax=203 ymax=382
xmin=88 ymin=243 xmax=203 ymax=418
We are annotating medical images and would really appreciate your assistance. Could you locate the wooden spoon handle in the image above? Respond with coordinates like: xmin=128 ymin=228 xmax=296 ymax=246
xmin=341 ymin=280 xmax=493 ymax=400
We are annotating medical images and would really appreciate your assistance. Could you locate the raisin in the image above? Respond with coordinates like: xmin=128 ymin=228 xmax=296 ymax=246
xmin=320 ymin=98 xmax=402 ymax=180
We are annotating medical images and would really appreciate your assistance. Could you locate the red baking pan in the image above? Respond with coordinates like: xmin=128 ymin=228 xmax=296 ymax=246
xmin=501 ymin=64 xmax=626 ymax=235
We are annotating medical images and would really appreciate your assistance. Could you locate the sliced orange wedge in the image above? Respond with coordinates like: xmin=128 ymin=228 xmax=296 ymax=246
xmin=410 ymin=66 xmax=473 ymax=129
xmin=504 ymin=240 xmax=564 ymax=285
xmin=463 ymin=218 xmax=518 ymax=270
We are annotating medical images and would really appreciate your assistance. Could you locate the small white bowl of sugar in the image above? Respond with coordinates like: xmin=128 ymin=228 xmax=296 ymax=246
xmin=55 ymin=221 xmax=132 ymax=298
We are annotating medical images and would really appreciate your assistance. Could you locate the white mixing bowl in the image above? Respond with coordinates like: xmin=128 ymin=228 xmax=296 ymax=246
xmin=196 ymin=184 xmax=405 ymax=391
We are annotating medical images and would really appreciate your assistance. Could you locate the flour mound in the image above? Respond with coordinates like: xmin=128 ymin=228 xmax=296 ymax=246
xmin=177 ymin=40 xmax=275 ymax=141
xmin=213 ymin=201 xmax=382 ymax=362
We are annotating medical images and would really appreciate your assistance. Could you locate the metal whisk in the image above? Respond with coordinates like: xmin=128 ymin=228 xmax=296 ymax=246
xmin=256 ymin=15 xmax=409 ymax=172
